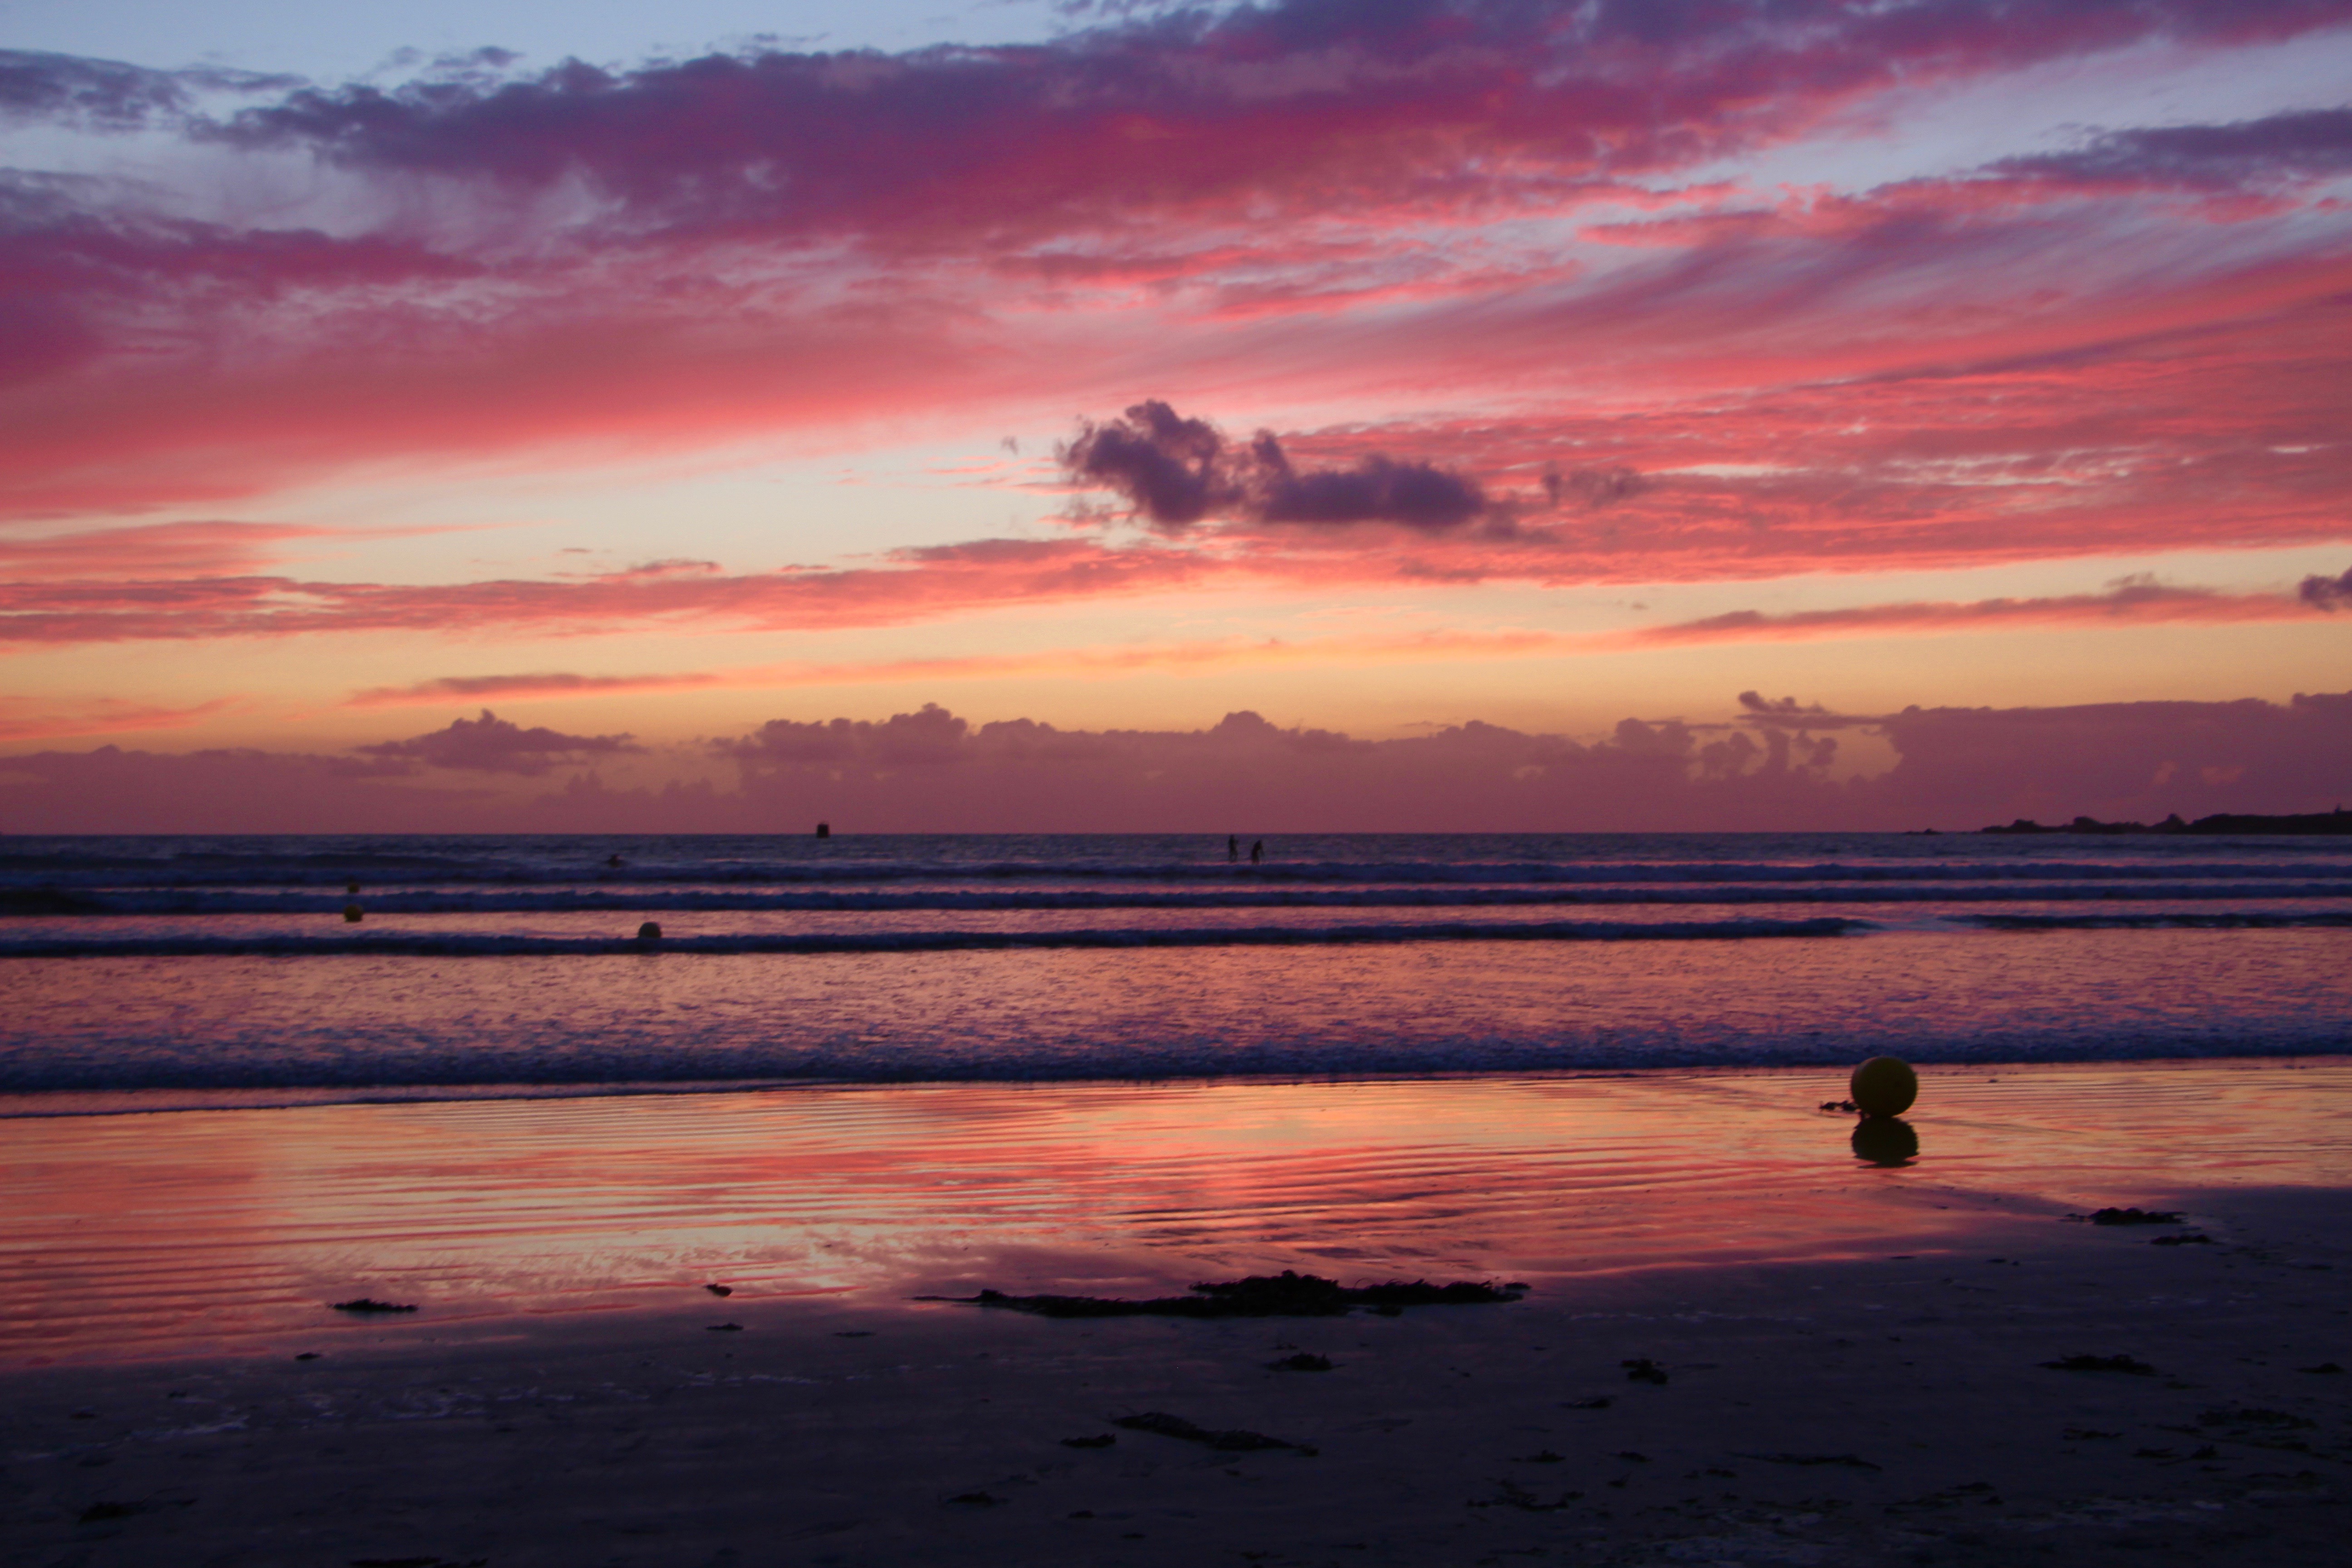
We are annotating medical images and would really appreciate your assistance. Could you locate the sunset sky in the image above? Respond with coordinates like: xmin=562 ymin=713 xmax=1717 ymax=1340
xmin=3 ymin=0 xmax=2348 ymax=830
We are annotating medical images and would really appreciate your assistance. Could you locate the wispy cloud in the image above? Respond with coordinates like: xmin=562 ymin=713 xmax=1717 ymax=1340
xmin=0 ymin=696 xmax=237 ymax=743
xmin=347 ymin=671 xmax=728 ymax=707
xmin=1622 ymin=577 xmax=2331 ymax=647
xmin=317 ymin=571 xmax=2346 ymax=706
xmin=3 ymin=1 xmax=2349 ymax=533
xmin=0 ymin=521 xmax=344 ymax=578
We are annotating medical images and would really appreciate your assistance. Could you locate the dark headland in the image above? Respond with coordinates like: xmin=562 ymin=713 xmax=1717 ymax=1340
xmin=1981 ymin=808 xmax=2352 ymax=836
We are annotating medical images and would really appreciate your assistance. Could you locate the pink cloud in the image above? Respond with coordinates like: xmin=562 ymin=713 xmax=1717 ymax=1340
xmin=0 ymin=539 xmax=1237 ymax=644
xmin=0 ymin=520 xmax=340 ymax=578
xmin=0 ymin=1 xmax=2348 ymax=529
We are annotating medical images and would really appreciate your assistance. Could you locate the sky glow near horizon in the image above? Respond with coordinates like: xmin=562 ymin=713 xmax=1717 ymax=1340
xmin=3 ymin=0 xmax=2350 ymax=830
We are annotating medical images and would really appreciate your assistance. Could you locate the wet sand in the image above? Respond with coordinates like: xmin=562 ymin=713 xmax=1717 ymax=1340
xmin=5 ymin=1062 xmax=2350 ymax=1564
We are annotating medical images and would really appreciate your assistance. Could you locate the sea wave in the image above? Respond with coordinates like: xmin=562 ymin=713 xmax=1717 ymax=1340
xmin=3 ymin=1001 xmax=2340 ymax=1103
xmin=1957 ymin=911 xmax=2352 ymax=931
xmin=0 ymin=914 xmax=1867 ymax=958
xmin=4 ymin=832 xmax=2343 ymax=1107
xmin=10 ymin=878 xmax=2352 ymax=916
xmin=11 ymin=848 xmax=2352 ymax=893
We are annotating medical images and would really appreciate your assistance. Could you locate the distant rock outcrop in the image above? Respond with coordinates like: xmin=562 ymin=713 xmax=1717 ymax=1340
xmin=1981 ymin=808 xmax=2352 ymax=836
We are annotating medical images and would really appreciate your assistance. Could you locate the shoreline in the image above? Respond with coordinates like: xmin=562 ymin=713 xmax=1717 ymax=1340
xmin=7 ymin=1047 xmax=2351 ymax=1122
xmin=7 ymin=1057 xmax=2348 ymax=1562
xmin=0 ymin=1048 xmax=2342 ymax=1123
xmin=8 ymin=1181 xmax=2346 ymax=1566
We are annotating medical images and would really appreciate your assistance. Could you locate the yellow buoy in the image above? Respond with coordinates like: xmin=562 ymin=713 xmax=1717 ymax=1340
xmin=1850 ymin=1056 xmax=1918 ymax=1118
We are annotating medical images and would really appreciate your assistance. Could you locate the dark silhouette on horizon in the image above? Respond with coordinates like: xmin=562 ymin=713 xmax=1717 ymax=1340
xmin=1984 ymin=807 xmax=2352 ymax=836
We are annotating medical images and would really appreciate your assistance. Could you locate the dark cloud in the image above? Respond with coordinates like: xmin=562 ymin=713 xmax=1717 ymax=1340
xmin=153 ymin=0 xmax=2344 ymax=244
xmin=1737 ymin=691 xmax=1828 ymax=717
xmin=0 ymin=49 xmax=298 ymax=130
xmin=1543 ymin=467 xmax=1645 ymax=508
xmin=2299 ymin=566 xmax=2352 ymax=609
xmin=1250 ymin=434 xmax=1488 ymax=530
xmin=1993 ymin=107 xmax=2352 ymax=191
xmin=0 ymin=50 xmax=191 ymax=129
xmin=1063 ymin=400 xmax=1486 ymax=533
xmin=348 ymin=671 xmax=720 ymax=706
xmin=1063 ymin=401 xmax=1233 ymax=526
xmin=358 ymin=708 xmax=641 ymax=774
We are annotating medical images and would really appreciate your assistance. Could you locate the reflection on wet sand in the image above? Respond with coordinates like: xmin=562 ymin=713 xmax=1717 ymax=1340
xmin=2 ymin=1058 xmax=2347 ymax=1364
xmin=1850 ymin=1116 xmax=1921 ymax=1166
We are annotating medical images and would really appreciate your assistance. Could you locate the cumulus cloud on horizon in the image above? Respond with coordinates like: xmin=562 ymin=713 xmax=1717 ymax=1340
xmin=4 ymin=689 xmax=2346 ymax=834
xmin=357 ymin=708 xmax=642 ymax=774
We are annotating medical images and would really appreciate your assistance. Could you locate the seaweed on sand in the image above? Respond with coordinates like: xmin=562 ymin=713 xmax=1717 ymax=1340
xmin=1112 ymin=1412 xmax=1315 ymax=1454
xmin=929 ymin=1269 xmax=1524 ymax=1319
xmin=2041 ymin=1353 xmax=2156 ymax=1374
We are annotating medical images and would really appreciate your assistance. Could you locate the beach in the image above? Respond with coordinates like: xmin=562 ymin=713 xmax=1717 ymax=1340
xmin=7 ymin=1061 xmax=2349 ymax=1566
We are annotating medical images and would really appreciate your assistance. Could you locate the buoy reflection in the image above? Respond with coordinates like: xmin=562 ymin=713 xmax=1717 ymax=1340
xmin=1851 ymin=1117 xmax=1920 ymax=1167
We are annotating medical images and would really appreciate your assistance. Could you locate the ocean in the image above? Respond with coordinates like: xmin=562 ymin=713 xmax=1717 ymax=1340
xmin=5 ymin=831 xmax=2348 ymax=1114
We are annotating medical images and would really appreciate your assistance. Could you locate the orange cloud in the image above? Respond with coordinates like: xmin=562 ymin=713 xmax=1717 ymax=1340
xmin=326 ymin=573 xmax=2342 ymax=707
xmin=0 ymin=697 xmax=237 ymax=743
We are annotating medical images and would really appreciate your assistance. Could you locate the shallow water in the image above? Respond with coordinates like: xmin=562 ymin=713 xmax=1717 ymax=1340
xmin=4 ymin=926 xmax=2347 ymax=1104
xmin=4 ymin=1060 xmax=2346 ymax=1363
xmin=9 ymin=831 xmax=2348 ymax=1101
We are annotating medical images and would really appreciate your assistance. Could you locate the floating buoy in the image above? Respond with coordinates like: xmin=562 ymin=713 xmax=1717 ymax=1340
xmin=1850 ymin=1056 xmax=1918 ymax=1118
xmin=343 ymin=903 xmax=363 ymax=923
xmin=637 ymin=921 xmax=662 ymax=941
